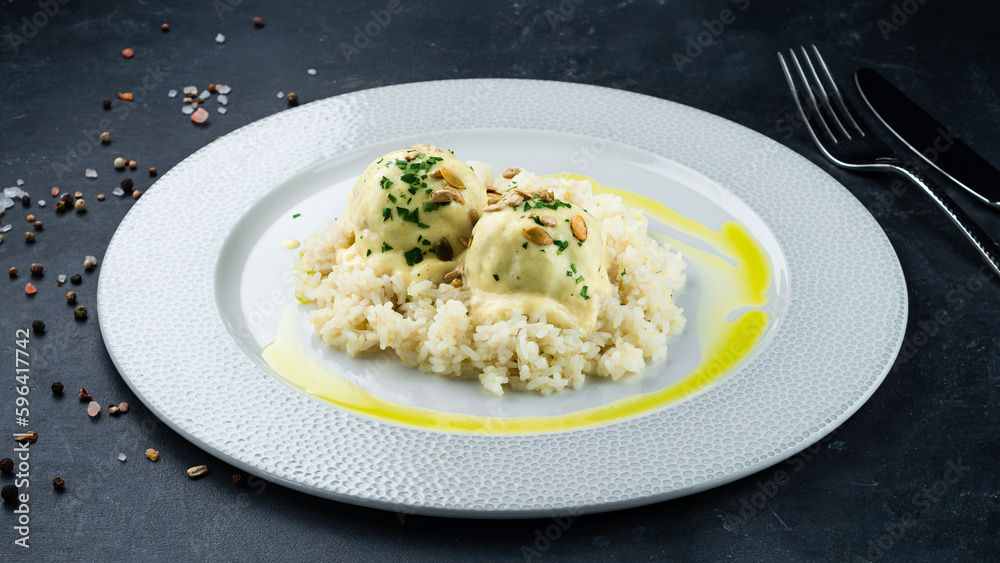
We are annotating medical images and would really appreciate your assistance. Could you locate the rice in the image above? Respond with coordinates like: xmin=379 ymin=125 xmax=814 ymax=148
xmin=294 ymin=173 xmax=686 ymax=395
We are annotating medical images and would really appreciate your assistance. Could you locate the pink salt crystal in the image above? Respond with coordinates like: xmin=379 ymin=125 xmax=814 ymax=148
xmin=118 ymin=402 xmax=128 ymax=413
xmin=87 ymin=401 xmax=101 ymax=417
xmin=51 ymin=187 xmax=60 ymax=197
xmin=191 ymin=107 xmax=209 ymax=123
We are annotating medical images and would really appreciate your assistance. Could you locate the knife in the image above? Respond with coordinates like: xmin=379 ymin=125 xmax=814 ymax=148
xmin=855 ymin=67 xmax=1000 ymax=208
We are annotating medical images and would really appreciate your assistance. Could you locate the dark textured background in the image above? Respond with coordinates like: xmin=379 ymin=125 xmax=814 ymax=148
xmin=2 ymin=0 xmax=999 ymax=561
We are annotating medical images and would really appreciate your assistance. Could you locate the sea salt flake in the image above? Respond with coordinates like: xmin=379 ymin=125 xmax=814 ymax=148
xmin=191 ymin=107 xmax=209 ymax=123
xmin=4 ymin=187 xmax=21 ymax=198
xmin=85 ymin=255 xmax=98 ymax=266
xmin=216 ymin=94 xmax=228 ymax=105
xmin=217 ymin=107 xmax=227 ymax=114
xmin=0 ymin=196 xmax=13 ymax=209
xmin=118 ymin=453 xmax=127 ymax=462
xmin=215 ymin=33 xmax=225 ymax=44
xmin=215 ymin=84 xmax=231 ymax=94
xmin=199 ymin=90 xmax=211 ymax=99
xmin=58 ymin=274 xmax=66 ymax=284
xmin=183 ymin=86 xmax=198 ymax=95
xmin=182 ymin=105 xmax=195 ymax=115
xmin=276 ymin=92 xmax=284 ymax=99
xmin=168 ymin=89 xmax=178 ymax=98
xmin=113 ymin=187 xmax=125 ymax=197
xmin=307 ymin=68 xmax=317 ymax=75
xmin=16 ymin=179 xmax=24 ymax=186
xmin=37 ymin=200 xmax=46 ymax=207
xmin=0 ymin=224 xmax=11 ymax=233
xmin=85 ymin=168 xmax=98 ymax=178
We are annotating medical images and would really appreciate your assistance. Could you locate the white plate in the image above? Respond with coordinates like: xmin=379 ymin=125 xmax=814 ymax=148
xmin=98 ymin=79 xmax=907 ymax=517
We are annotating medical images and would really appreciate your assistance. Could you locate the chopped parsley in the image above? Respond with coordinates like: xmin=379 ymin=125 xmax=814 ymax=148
xmin=366 ymin=249 xmax=372 ymax=256
xmin=387 ymin=193 xmax=397 ymax=203
xmin=382 ymin=207 xmax=392 ymax=221
xmin=581 ymin=285 xmax=590 ymax=300
xmin=554 ymin=239 xmax=569 ymax=254
xmin=621 ymin=269 xmax=626 ymax=276
xmin=493 ymin=274 xmax=499 ymax=281
xmin=380 ymin=176 xmax=393 ymax=189
xmin=400 ymin=172 xmax=420 ymax=185
xmin=292 ymin=213 xmax=301 ymax=219
xmin=382 ymin=242 xmax=393 ymax=252
xmin=403 ymin=247 xmax=424 ymax=266
xmin=522 ymin=242 xmax=528 ymax=249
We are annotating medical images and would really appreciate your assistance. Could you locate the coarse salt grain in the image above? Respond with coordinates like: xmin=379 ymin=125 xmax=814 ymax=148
xmin=37 ymin=200 xmax=45 ymax=207
xmin=85 ymin=255 xmax=98 ymax=266
xmin=307 ymin=68 xmax=317 ymax=75
xmin=0 ymin=197 xmax=13 ymax=209
xmin=58 ymin=274 xmax=66 ymax=284
xmin=17 ymin=179 xmax=24 ymax=186
xmin=1 ymin=224 xmax=11 ymax=233
xmin=4 ymin=187 xmax=21 ymax=198
xmin=118 ymin=453 xmax=127 ymax=462
xmin=276 ymin=92 xmax=284 ymax=99
xmin=216 ymin=94 xmax=228 ymax=105
xmin=85 ymin=168 xmax=98 ymax=178
xmin=181 ymin=105 xmax=195 ymax=115
xmin=168 ymin=89 xmax=177 ymax=98
xmin=191 ymin=107 xmax=209 ymax=123
xmin=199 ymin=90 xmax=211 ymax=99
xmin=113 ymin=187 xmax=125 ymax=197
xmin=183 ymin=86 xmax=197 ymax=95
xmin=217 ymin=107 xmax=227 ymax=114
xmin=88 ymin=401 xmax=101 ymax=417
xmin=215 ymin=33 xmax=225 ymax=43
xmin=216 ymin=84 xmax=231 ymax=94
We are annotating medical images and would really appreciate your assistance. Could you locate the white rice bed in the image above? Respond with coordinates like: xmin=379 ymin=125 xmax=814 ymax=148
xmin=294 ymin=178 xmax=686 ymax=396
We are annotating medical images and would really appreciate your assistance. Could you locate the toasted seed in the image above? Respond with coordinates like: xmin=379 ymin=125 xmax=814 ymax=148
xmin=432 ymin=238 xmax=453 ymax=261
xmin=501 ymin=166 xmax=522 ymax=179
xmin=440 ymin=168 xmax=465 ymax=189
xmin=443 ymin=270 xmax=462 ymax=283
xmin=145 ymin=448 xmax=159 ymax=462
xmin=404 ymin=151 xmax=419 ymax=161
xmin=513 ymin=188 xmax=533 ymax=200
xmin=449 ymin=187 xmax=465 ymax=205
xmin=186 ymin=465 xmax=209 ymax=479
xmin=459 ymin=256 xmax=466 ymax=275
xmin=538 ymin=215 xmax=557 ymax=227
xmin=468 ymin=208 xmax=478 ymax=225
xmin=430 ymin=190 xmax=455 ymax=203
xmin=483 ymin=202 xmax=505 ymax=212
xmin=458 ymin=237 xmax=471 ymax=248
xmin=487 ymin=192 xmax=502 ymax=205
xmin=428 ymin=169 xmax=443 ymax=179
xmin=540 ymin=189 xmax=554 ymax=203
xmin=523 ymin=226 xmax=553 ymax=246
xmin=506 ymin=193 xmax=524 ymax=207
xmin=450 ymin=278 xmax=463 ymax=288
xmin=15 ymin=431 xmax=38 ymax=443
xmin=486 ymin=185 xmax=500 ymax=194
xmin=571 ymin=215 xmax=588 ymax=242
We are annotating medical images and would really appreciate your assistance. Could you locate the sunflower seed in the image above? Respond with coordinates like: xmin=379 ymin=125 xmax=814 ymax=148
xmin=428 ymin=169 xmax=443 ymax=179
xmin=483 ymin=202 xmax=505 ymax=212
xmin=430 ymin=190 xmax=455 ymax=203
xmin=487 ymin=193 xmax=501 ymax=205
xmin=501 ymin=166 xmax=522 ymax=179
xmin=468 ymin=208 xmax=478 ymax=225
xmin=506 ymin=193 xmax=524 ymax=207
xmin=443 ymin=270 xmax=462 ymax=283
xmin=538 ymin=215 xmax=557 ymax=227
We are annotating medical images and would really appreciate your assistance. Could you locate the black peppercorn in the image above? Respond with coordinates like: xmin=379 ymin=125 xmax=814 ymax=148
xmin=1 ymin=484 xmax=17 ymax=503
xmin=31 ymin=320 xmax=44 ymax=334
xmin=103 ymin=98 xmax=112 ymax=110
xmin=8 ymin=267 xmax=16 ymax=278
xmin=74 ymin=306 xmax=88 ymax=320
xmin=52 ymin=477 xmax=65 ymax=490
xmin=30 ymin=263 xmax=43 ymax=275
xmin=287 ymin=92 xmax=299 ymax=106
xmin=0 ymin=458 xmax=13 ymax=474
xmin=70 ymin=274 xmax=82 ymax=285
xmin=61 ymin=193 xmax=73 ymax=204
xmin=232 ymin=473 xmax=245 ymax=487
xmin=121 ymin=178 xmax=133 ymax=191
xmin=253 ymin=16 xmax=264 ymax=28
xmin=21 ymin=194 xmax=30 ymax=206
xmin=51 ymin=382 xmax=64 ymax=395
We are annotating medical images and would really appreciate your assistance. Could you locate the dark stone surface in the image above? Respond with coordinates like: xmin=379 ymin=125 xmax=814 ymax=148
xmin=1 ymin=0 xmax=998 ymax=561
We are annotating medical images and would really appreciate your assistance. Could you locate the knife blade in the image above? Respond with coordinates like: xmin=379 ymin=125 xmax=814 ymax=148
xmin=855 ymin=67 xmax=1000 ymax=207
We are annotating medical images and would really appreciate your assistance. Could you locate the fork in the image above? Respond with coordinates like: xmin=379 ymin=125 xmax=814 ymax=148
xmin=778 ymin=45 xmax=1000 ymax=278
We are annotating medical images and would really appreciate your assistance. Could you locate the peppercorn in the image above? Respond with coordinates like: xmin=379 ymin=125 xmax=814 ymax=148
xmin=103 ymin=98 xmax=112 ymax=110
xmin=31 ymin=320 xmax=44 ymax=334
xmin=52 ymin=477 xmax=65 ymax=490
xmin=253 ymin=16 xmax=264 ymax=28
xmin=0 ymin=458 xmax=12 ymax=474
xmin=232 ymin=473 xmax=245 ymax=487
xmin=79 ymin=388 xmax=92 ymax=401
xmin=33 ymin=220 xmax=43 ymax=230
xmin=122 ymin=48 xmax=134 ymax=59
xmin=121 ymin=178 xmax=133 ymax=191
xmin=74 ymin=190 xmax=83 ymax=198
xmin=51 ymin=382 xmax=64 ymax=395
xmin=61 ymin=193 xmax=73 ymax=204
xmin=287 ymin=92 xmax=299 ymax=106
xmin=15 ymin=431 xmax=37 ymax=443
xmin=84 ymin=259 xmax=95 ymax=271
xmin=100 ymin=131 xmax=110 ymax=143
xmin=75 ymin=199 xmax=86 ymax=212
xmin=29 ymin=263 xmax=43 ymax=276
xmin=161 ymin=23 xmax=170 ymax=32
xmin=133 ymin=190 xmax=142 ymax=200
xmin=66 ymin=291 xmax=77 ymax=303
xmin=55 ymin=200 xmax=67 ymax=212
xmin=129 ymin=160 xmax=137 ymax=169
xmin=1 ymin=485 xmax=17 ymax=503
xmin=21 ymin=194 xmax=30 ymax=206
xmin=97 ymin=194 xmax=106 ymax=201
xmin=71 ymin=274 xmax=82 ymax=285
xmin=148 ymin=167 xmax=157 ymax=176
xmin=8 ymin=267 xmax=17 ymax=278
xmin=24 ymin=232 xmax=36 ymax=243
xmin=74 ymin=306 xmax=88 ymax=320
xmin=114 ymin=157 xmax=126 ymax=169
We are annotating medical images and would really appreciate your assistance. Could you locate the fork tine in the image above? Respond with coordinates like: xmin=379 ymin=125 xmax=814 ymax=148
xmin=798 ymin=46 xmax=852 ymax=140
xmin=785 ymin=49 xmax=837 ymax=144
xmin=810 ymin=44 xmax=865 ymax=137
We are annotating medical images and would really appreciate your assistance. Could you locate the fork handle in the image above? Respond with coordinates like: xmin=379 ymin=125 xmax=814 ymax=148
xmin=891 ymin=165 xmax=1000 ymax=278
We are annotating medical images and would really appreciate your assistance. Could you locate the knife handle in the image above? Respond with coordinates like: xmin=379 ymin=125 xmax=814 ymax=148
xmin=892 ymin=165 xmax=1000 ymax=278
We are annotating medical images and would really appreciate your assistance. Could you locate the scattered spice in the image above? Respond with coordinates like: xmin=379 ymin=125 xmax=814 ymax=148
xmin=232 ymin=473 xmax=246 ymax=486
xmin=8 ymin=267 xmax=17 ymax=278
xmin=148 ymin=167 xmax=157 ymax=176
xmin=51 ymin=382 xmax=64 ymax=395
xmin=161 ymin=23 xmax=170 ymax=32
xmin=21 ymin=194 xmax=30 ymax=206
xmin=121 ymin=178 xmax=133 ymax=191
xmin=52 ymin=477 xmax=65 ymax=490
xmin=26 ymin=214 xmax=35 ymax=222
xmin=79 ymin=388 xmax=92 ymax=401
xmin=108 ymin=404 xmax=120 ymax=415
xmin=122 ymin=48 xmax=134 ymax=58
xmin=132 ymin=190 xmax=142 ymax=200
xmin=502 ymin=166 xmax=522 ymax=179
xmin=84 ymin=259 xmax=95 ymax=271
xmin=128 ymin=160 xmax=137 ymax=169
xmin=24 ymin=232 xmax=35 ymax=243
xmin=71 ymin=274 xmax=82 ymax=285
xmin=24 ymin=283 xmax=36 ymax=295
xmin=286 ymin=92 xmax=299 ymax=106
xmin=97 ymin=194 xmax=105 ymax=201
xmin=145 ymin=448 xmax=159 ymax=461
xmin=114 ymin=157 xmax=126 ymax=169
xmin=253 ymin=16 xmax=264 ymax=28
xmin=87 ymin=401 xmax=100 ymax=417
xmin=31 ymin=320 xmax=44 ymax=334
xmin=117 ymin=92 xmax=133 ymax=101
xmin=118 ymin=402 xmax=128 ymax=412
xmin=61 ymin=193 xmax=74 ymax=204
xmin=54 ymin=200 xmax=67 ymax=212
xmin=15 ymin=431 xmax=38 ymax=443
xmin=100 ymin=131 xmax=110 ymax=143
xmin=0 ymin=458 xmax=12 ymax=474
xmin=103 ymin=98 xmax=112 ymax=110
xmin=191 ymin=107 xmax=209 ymax=123
xmin=33 ymin=220 xmax=43 ymax=230
xmin=186 ymin=465 xmax=209 ymax=479
xmin=30 ymin=263 xmax=43 ymax=275
xmin=51 ymin=186 xmax=59 ymax=196
xmin=74 ymin=199 xmax=86 ymax=212
xmin=74 ymin=306 xmax=88 ymax=320
xmin=1 ymin=485 xmax=17 ymax=503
